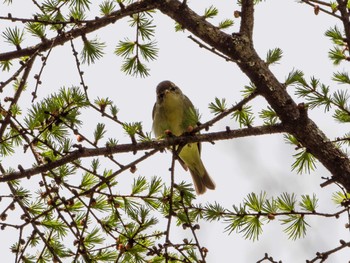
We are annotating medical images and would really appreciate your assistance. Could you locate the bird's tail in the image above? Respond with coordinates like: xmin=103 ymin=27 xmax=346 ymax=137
xmin=189 ymin=165 xmax=216 ymax=195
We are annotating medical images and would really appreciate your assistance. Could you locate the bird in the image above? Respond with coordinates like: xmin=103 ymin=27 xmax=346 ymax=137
xmin=152 ymin=80 xmax=216 ymax=195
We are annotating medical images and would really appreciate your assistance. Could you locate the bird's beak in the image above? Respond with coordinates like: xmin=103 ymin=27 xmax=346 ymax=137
xmin=163 ymin=89 xmax=171 ymax=97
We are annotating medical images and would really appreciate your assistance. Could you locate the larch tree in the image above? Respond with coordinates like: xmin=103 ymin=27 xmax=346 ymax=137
xmin=0 ymin=0 xmax=350 ymax=262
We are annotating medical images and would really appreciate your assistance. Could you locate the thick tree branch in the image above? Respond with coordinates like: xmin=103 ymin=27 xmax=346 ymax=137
xmin=240 ymin=0 xmax=255 ymax=40
xmin=157 ymin=0 xmax=350 ymax=191
xmin=336 ymin=0 xmax=350 ymax=50
xmin=0 ymin=124 xmax=286 ymax=182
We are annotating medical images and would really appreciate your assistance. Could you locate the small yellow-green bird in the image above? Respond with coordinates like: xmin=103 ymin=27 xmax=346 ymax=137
xmin=152 ymin=80 xmax=216 ymax=195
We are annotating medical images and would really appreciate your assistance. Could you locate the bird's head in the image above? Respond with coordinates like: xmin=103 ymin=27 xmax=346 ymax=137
xmin=156 ymin=81 xmax=182 ymax=102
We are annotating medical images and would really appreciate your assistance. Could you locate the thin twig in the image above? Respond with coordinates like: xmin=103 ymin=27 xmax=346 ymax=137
xmin=188 ymin=35 xmax=235 ymax=62
xmin=164 ymin=146 xmax=176 ymax=262
xmin=307 ymin=240 xmax=350 ymax=262
xmin=0 ymin=55 xmax=36 ymax=138
xmin=256 ymin=253 xmax=282 ymax=263
xmin=180 ymin=196 xmax=206 ymax=262
xmin=300 ymin=0 xmax=341 ymax=19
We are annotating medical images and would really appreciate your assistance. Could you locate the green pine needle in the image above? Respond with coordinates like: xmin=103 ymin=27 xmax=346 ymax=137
xmin=26 ymin=22 xmax=46 ymax=39
xmin=262 ymin=198 xmax=278 ymax=215
xmin=99 ymin=0 xmax=116 ymax=15
xmin=41 ymin=219 xmax=68 ymax=238
xmin=93 ymin=123 xmax=106 ymax=145
xmin=91 ymin=195 xmax=110 ymax=211
xmin=241 ymin=82 xmax=257 ymax=98
xmin=138 ymin=41 xmax=158 ymax=61
xmin=209 ymin=97 xmax=227 ymax=116
xmin=333 ymin=109 xmax=350 ymax=123
xmin=0 ymin=60 xmax=12 ymax=71
xmin=94 ymin=97 xmax=113 ymax=112
xmin=283 ymin=134 xmax=300 ymax=147
xmin=245 ymin=192 xmax=266 ymax=212
xmin=332 ymin=191 xmax=350 ymax=205
xmin=204 ymin=202 xmax=227 ymax=221
xmin=123 ymin=122 xmax=142 ymax=136
xmin=132 ymin=176 xmax=148 ymax=195
xmin=148 ymin=176 xmax=163 ymax=196
xmin=325 ymin=26 xmax=344 ymax=45
xmin=106 ymin=138 xmax=118 ymax=147
xmin=299 ymin=194 xmax=318 ymax=212
xmin=277 ymin=193 xmax=296 ymax=212
xmin=137 ymin=18 xmax=156 ymax=41
xmin=330 ymin=2 xmax=338 ymax=12
xmin=291 ymin=149 xmax=317 ymax=174
xmin=240 ymin=216 xmax=263 ymax=241
xmin=266 ymin=47 xmax=283 ymax=66
xmin=129 ymin=12 xmax=156 ymax=41
xmin=333 ymin=71 xmax=350 ymax=85
xmin=115 ymin=40 xmax=136 ymax=58
xmin=69 ymin=6 xmax=87 ymax=21
xmin=259 ymin=106 xmax=279 ymax=125
xmin=175 ymin=22 xmax=185 ymax=32
xmin=115 ymin=12 xmax=157 ymax=77
xmin=69 ymin=0 xmax=91 ymax=11
xmin=110 ymin=104 xmax=119 ymax=118
xmin=81 ymin=38 xmax=105 ymax=64
xmin=84 ymin=227 xmax=104 ymax=249
xmin=80 ymin=172 xmax=99 ymax=189
xmin=204 ymin=5 xmax=218 ymax=19
xmin=218 ymin=19 xmax=234 ymax=29
xmin=332 ymin=90 xmax=349 ymax=108
xmin=121 ymin=56 xmax=151 ymax=77
xmin=232 ymin=105 xmax=254 ymax=127
xmin=2 ymin=27 xmax=24 ymax=48
xmin=284 ymin=69 xmax=305 ymax=86
xmin=329 ymin=47 xmax=347 ymax=65
xmin=281 ymin=214 xmax=309 ymax=240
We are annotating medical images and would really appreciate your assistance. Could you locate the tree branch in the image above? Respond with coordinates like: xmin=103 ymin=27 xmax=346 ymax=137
xmin=0 ymin=124 xmax=286 ymax=182
xmin=240 ymin=0 xmax=255 ymax=40
xmin=307 ymin=239 xmax=350 ymax=262
xmin=0 ymin=0 xmax=158 ymax=62
xmin=336 ymin=0 xmax=350 ymax=50
xmin=301 ymin=0 xmax=342 ymax=19
xmin=0 ymin=55 xmax=36 ymax=138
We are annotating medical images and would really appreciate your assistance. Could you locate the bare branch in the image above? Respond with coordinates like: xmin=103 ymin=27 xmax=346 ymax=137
xmin=307 ymin=240 xmax=350 ymax=262
xmin=301 ymin=0 xmax=342 ymax=19
xmin=187 ymin=35 xmax=235 ymax=62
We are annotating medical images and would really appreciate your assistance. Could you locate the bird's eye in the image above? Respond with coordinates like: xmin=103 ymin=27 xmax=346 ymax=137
xmin=170 ymin=86 xmax=176 ymax=91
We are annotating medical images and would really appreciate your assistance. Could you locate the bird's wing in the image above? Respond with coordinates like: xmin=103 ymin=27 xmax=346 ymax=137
xmin=152 ymin=102 xmax=156 ymax=120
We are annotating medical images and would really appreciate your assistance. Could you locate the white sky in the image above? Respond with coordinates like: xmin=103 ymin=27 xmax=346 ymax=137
xmin=1 ymin=0 xmax=350 ymax=262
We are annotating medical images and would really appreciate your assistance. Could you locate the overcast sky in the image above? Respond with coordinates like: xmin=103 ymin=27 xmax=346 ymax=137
xmin=1 ymin=0 xmax=350 ymax=262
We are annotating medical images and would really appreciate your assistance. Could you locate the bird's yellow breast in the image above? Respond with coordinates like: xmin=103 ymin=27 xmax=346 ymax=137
xmin=153 ymin=92 xmax=184 ymax=136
